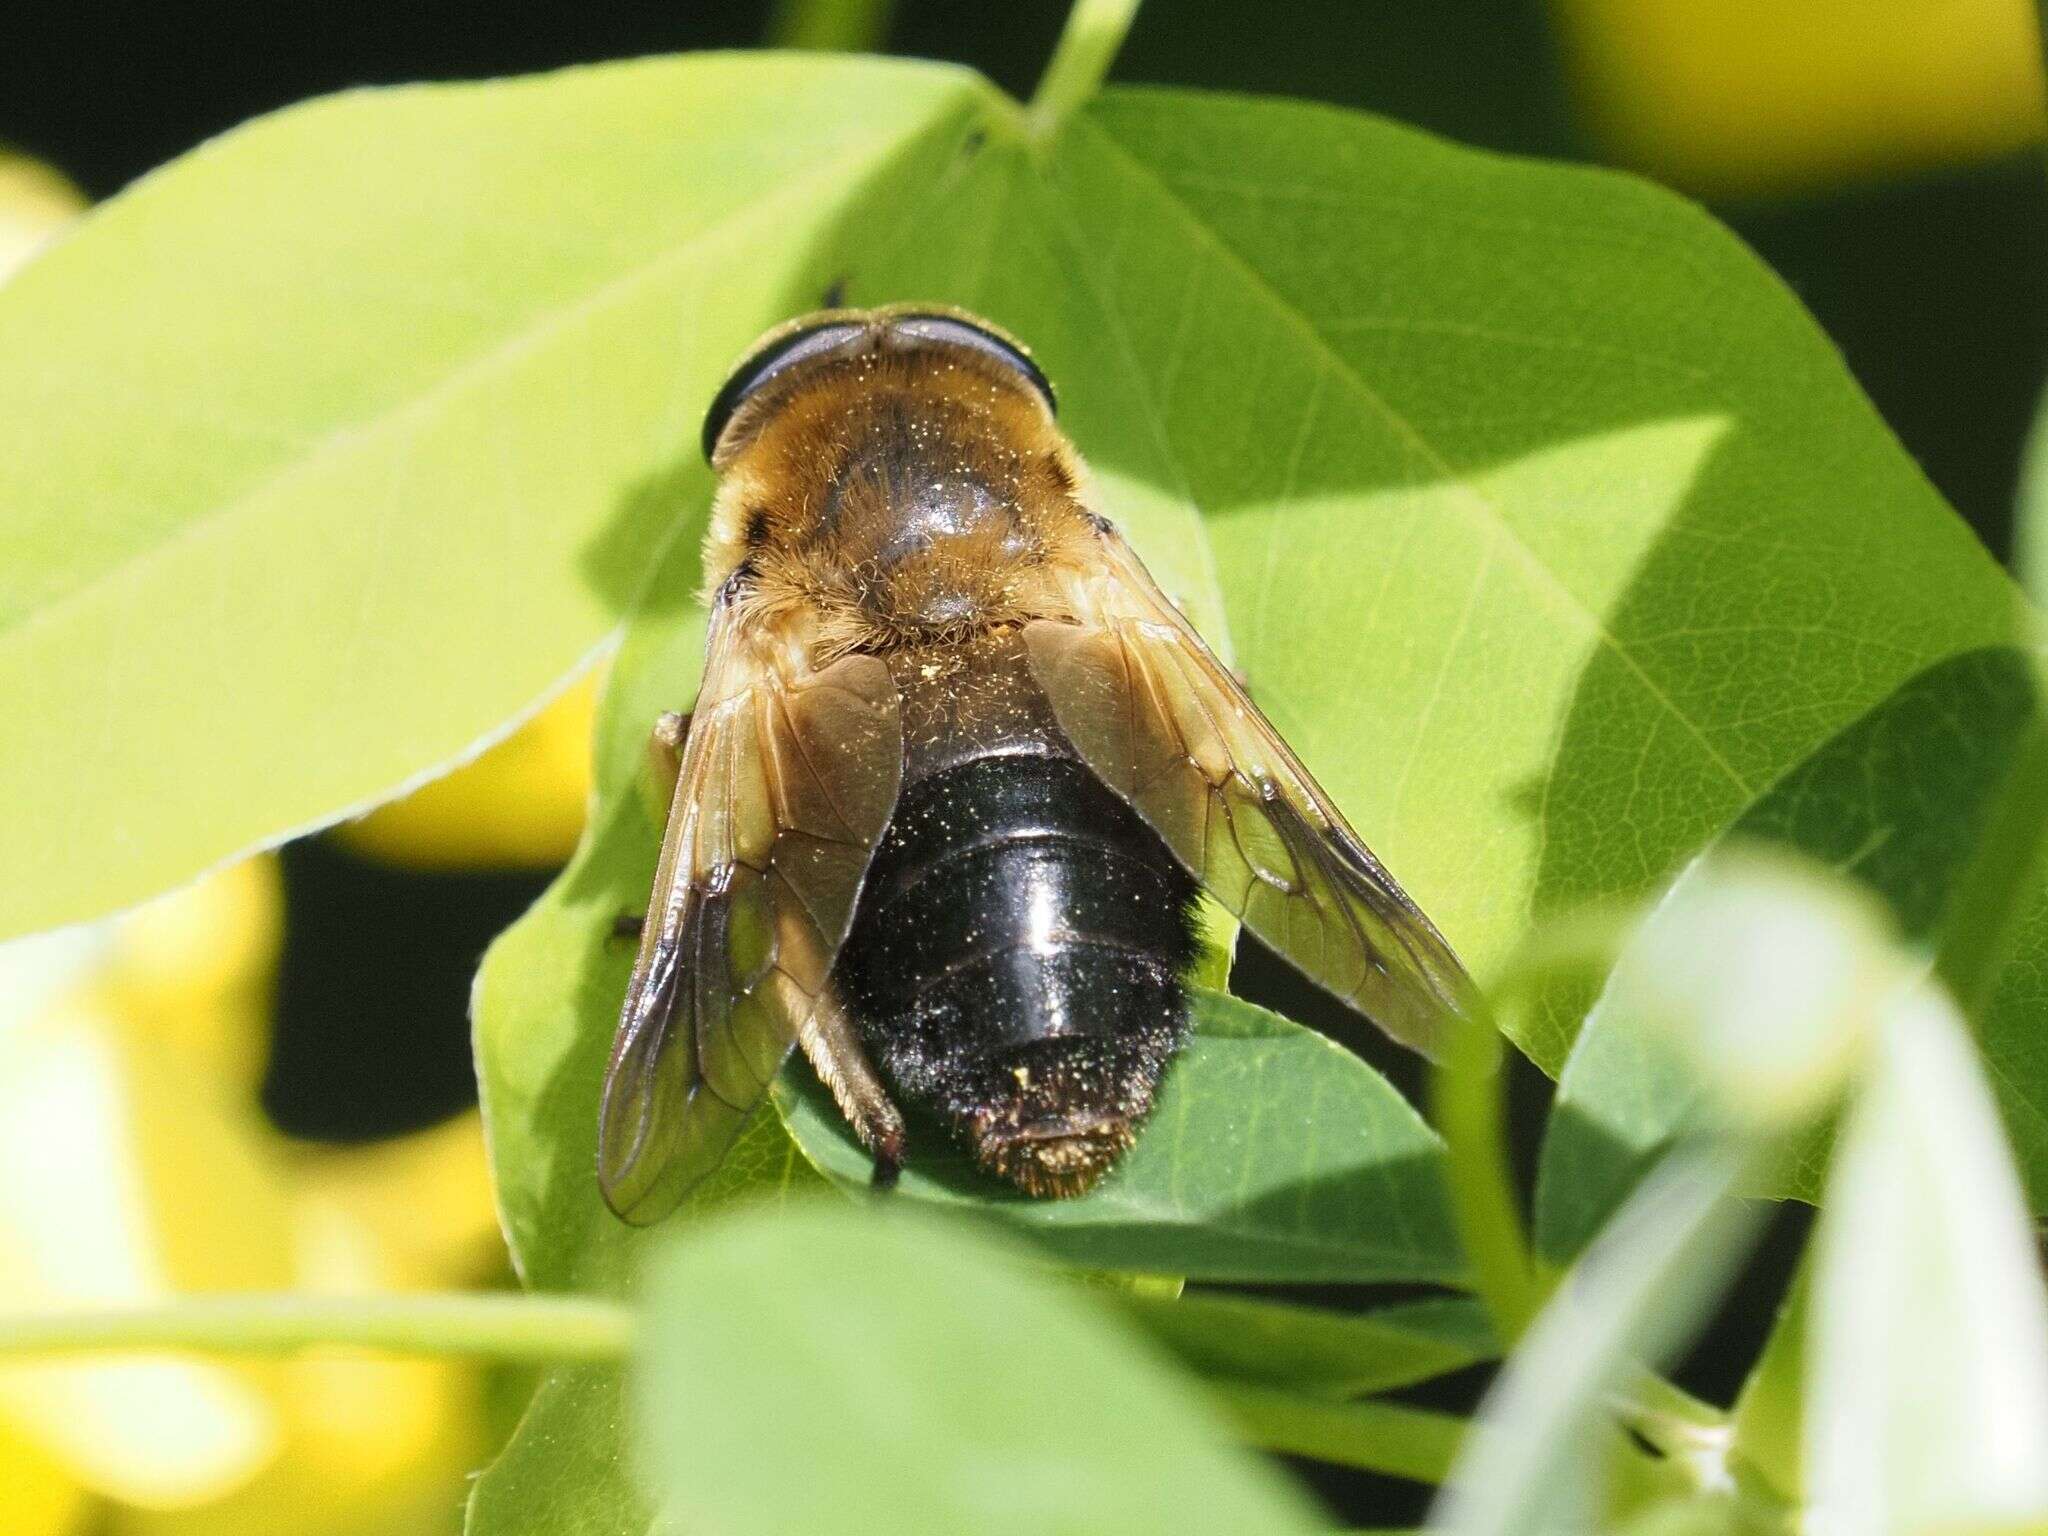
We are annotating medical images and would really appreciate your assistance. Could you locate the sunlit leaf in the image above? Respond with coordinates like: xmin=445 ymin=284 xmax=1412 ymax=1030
xmin=8 ymin=53 xmax=2028 ymax=1067
xmin=0 ymin=54 xmax=993 ymax=940
xmin=632 ymin=1203 xmax=1322 ymax=1534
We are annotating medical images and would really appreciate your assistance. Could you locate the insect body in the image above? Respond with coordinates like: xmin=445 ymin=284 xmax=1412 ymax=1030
xmin=598 ymin=306 xmax=1471 ymax=1222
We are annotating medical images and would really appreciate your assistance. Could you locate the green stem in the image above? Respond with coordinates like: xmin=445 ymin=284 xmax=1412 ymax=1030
xmin=765 ymin=0 xmax=896 ymax=53
xmin=1026 ymin=0 xmax=1143 ymax=143
xmin=1210 ymin=1382 xmax=1465 ymax=1485
xmin=1612 ymin=1366 xmax=1727 ymax=1439
xmin=0 ymin=1293 xmax=633 ymax=1363
xmin=1431 ymin=998 xmax=1544 ymax=1344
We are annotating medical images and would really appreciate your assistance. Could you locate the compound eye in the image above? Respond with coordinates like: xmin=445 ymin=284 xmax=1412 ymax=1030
xmin=889 ymin=313 xmax=1056 ymax=416
xmin=701 ymin=318 xmax=868 ymax=461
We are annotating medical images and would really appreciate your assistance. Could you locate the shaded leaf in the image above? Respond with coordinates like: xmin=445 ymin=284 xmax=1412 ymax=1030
xmin=1121 ymin=1291 xmax=1496 ymax=1397
xmin=778 ymin=989 xmax=1462 ymax=1283
xmin=632 ymin=1203 xmax=1321 ymax=1535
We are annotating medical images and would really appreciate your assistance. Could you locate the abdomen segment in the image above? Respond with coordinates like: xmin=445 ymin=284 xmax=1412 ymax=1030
xmin=834 ymin=752 xmax=1201 ymax=1197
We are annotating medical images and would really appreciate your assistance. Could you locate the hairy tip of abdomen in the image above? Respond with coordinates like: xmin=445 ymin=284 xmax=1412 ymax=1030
xmin=970 ymin=1110 xmax=1136 ymax=1200
xmin=953 ymin=1032 xmax=1167 ymax=1199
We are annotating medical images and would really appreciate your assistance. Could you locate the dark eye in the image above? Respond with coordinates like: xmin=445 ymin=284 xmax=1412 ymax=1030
xmin=889 ymin=313 xmax=1056 ymax=417
xmin=701 ymin=318 xmax=868 ymax=461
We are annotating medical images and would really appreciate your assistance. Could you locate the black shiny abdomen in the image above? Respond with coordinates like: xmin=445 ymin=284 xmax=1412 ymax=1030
xmin=834 ymin=751 xmax=1201 ymax=1183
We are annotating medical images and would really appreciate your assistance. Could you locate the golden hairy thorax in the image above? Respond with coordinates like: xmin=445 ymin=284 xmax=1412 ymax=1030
xmin=702 ymin=347 xmax=1099 ymax=661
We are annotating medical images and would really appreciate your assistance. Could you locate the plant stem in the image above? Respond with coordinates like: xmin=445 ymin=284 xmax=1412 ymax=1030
xmin=0 ymin=1293 xmax=633 ymax=1363
xmin=1431 ymin=999 xmax=1544 ymax=1345
xmin=1026 ymin=0 xmax=1143 ymax=143
xmin=1211 ymin=1382 xmax=1465 ymax=1485
xmin=1612 ymin=1365 xmax=1726 ymax=1437
xmin=765 ymin=0 xmax=896 ymax=53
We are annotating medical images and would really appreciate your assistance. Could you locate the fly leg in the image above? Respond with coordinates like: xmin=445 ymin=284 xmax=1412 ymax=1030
xmin=797 ymin=989 xmax=908 ymax=1189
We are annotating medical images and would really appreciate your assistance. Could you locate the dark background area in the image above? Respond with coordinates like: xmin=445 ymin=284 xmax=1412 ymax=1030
xmin=5 ymin=1 xmax=2038 ymax=1524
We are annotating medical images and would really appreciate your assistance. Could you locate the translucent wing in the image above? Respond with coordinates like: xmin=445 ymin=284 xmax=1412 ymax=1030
xmin=598 ymin=606 xmax=903 ymax=1223
xmin=1024 ymin=525 xmax=1472 ymax=1057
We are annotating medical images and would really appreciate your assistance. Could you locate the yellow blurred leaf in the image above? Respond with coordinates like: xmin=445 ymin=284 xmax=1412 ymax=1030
xmin=0 ymin=1415 xmax=90 ymax=1536
xmin=1554 ymin=0 xmax=2048 ymax=195
xmin=0 ymin=888 xmax=494 ymax=1527
xmin=120 ymin=1033 xmax=298 ymax=1298
xmin=115 ymin=1199 xmax=485 ymax=1536
xmin=0 ymin=978 xmax=282 ymax=1506
xmin=334 ymin=671 xmax=598 ymax=871
xmin=0 ymin=153 xmax=82 ymax=282
xmin=104 ymin=858 xmax=282 ymax=1097
xmin=296 ymin=1111 xmax=504 ymax=1287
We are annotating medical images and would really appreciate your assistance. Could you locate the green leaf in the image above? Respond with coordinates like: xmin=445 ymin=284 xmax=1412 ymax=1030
xmin=1121 ymin=1291 xmax=1496 ymax=1397
xmin=776 ymin=989 xmax=1463 ymax=1282
xmin=1050 ymin=91 xmax=2023 ymax=1031
xmin=1209 ymin=1385 xmax=1467 ymax=1485
xmin=632 ymin=1202 xmax=1322 ymax=1535
xmin=1807 ymin=982 xmax=2048 ymax=1534
xmin=467 ymin=1365 xmax=659 ymax=1536
xmin=13 ymin=62 xmax=2027 ymax=1023
xmin=450 ymin=67 xmax=2048 ymax=1520
xmin=1605 ymin=1497 xmax=1752 ymax=1536
xmin=11 ymin=50 xmax=2031 ymax=1149
xmin=0 ymin=53 xmax=996 ymax=940
xmin=470 ymin=519 xmax=831 ymax=1536
xmin=1535 ymin=650 xmax=2037 ymax=1260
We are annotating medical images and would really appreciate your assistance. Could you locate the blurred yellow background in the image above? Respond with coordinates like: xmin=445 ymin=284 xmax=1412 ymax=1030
xmin=1553 ymin=0 xmax=2047 ymax=195
xmin=0 ymin=860 xmax=506 ymax=1536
